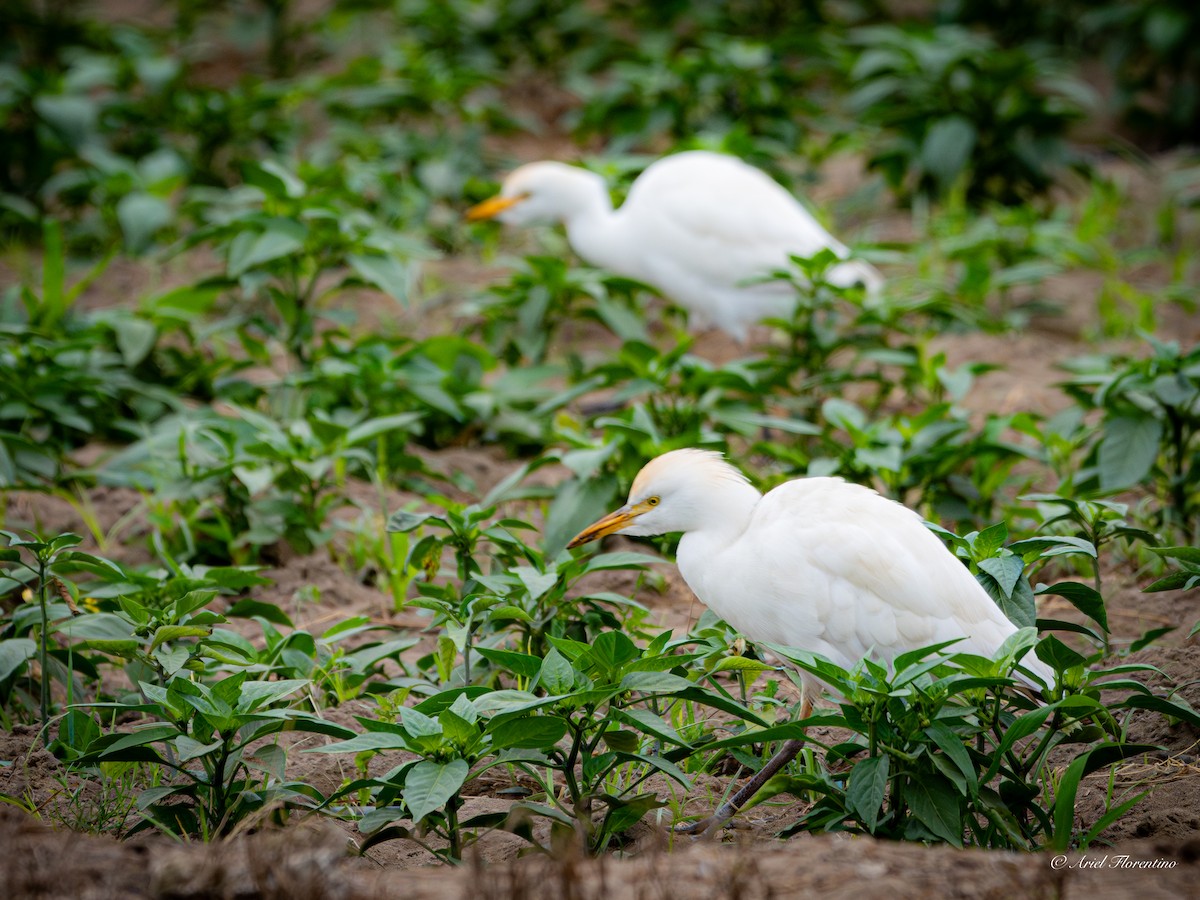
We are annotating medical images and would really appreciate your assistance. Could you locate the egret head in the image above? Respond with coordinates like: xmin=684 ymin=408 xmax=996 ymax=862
xmin=567 ymin=449 xmax=757 ymax=547
xmin=465 ymin=161 xmax=609 ymax=226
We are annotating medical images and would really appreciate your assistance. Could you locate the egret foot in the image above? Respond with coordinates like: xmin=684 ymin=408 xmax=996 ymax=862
xmin=673 ymin=736 xmax=808 ymax=836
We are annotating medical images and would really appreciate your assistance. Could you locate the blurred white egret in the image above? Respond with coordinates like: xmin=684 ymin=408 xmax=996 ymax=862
xmin=467 ymin=151 xmax=882 ymax=341
xmin=567 ymin=448 xmax=1051 ymax=832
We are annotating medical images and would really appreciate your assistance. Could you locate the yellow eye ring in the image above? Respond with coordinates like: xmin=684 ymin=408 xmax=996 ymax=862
xmin=647 ymin=497 xmax=660 ymax=506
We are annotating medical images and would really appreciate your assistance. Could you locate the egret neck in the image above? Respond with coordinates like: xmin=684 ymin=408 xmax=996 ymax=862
xmin=559 ymin=174 xmax=634 ymax=277
xmin=673 ymin=477 xmax=762 ymax=617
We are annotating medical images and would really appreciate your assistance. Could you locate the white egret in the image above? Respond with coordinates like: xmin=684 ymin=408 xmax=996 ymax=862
xmin=567 ymin=448 xmax=1051 ymax=832
xmin=466 ymin=151 xmax=882 ymax=341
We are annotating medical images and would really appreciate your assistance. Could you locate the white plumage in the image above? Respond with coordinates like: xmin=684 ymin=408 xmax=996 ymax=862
xmin=568 ymin=448 xmax=1052 ymax=695
xmin=467 ymin=151 xmax=883 ymax=341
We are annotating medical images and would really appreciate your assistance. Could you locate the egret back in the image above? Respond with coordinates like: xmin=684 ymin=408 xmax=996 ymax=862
xmin=675 ymin=476 xmax=1053 ymax=691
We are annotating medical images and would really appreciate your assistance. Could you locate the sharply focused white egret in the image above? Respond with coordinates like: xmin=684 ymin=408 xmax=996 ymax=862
xmin=466 ymin=151 xmax=883 ymax=341
xmin=567 ymin=449 xmax=1051 ymax=831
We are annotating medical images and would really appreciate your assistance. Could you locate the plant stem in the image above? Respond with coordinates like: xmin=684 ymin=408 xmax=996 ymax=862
xmin=446 ymin=794 xmax=462 ymax=861
xmin=211 ymin=743 xmax=229 ymax=832
xmin=37 ymin=558 xmax=49 ymax=741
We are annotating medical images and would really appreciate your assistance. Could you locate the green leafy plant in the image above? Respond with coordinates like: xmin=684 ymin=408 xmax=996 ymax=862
xmin=293 ymin=333 xmax=565 ymax=455
xmin=756 ymin=637 xmax=1159 ymax=849
xmin=1145 ymin=545 xmax=1200 ymax=593
xmin=847 ymin=24 xmax=1093 ymax=203
xmin=217 ymin=607 xmax=420 ymax=707
xmin=318 ymin=630 xmax=765 ymax=859
xmin=0 ymin=221 xmax=181 ymax=486
xmin=931 ymin=520 xmax=1113 ymax=657
xmin=468 ymin=255 xmax=647 ymax=365
xmin=74 ymin=671 xmax=351 ymax=838
xmin=0 ymin=531 xmax=121 ymax=736
xmin=101 ymin=406 xmax=420 ymax=563
xmin=388 ymin=495 xmax=655 ymax=671
xmin=183 ymin=159 xmax=430 ymax=365
xmin=313 ymin=688 xmax=549 ymax=862
xmin=1062 ymin=338 xmax=1200 ymax=538
xmin=566 ymin=32 xmax=827 ymax=151
xmin=807 ymin=399 xmax=1036 ymax=523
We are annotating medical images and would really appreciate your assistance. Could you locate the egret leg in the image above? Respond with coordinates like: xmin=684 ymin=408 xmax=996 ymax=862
xmin=675 ymin=697 xmax=812 ymax=836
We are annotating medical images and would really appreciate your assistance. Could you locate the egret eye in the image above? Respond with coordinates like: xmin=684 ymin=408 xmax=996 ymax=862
xmin=647 ymin=496 xmax=660 ymax=506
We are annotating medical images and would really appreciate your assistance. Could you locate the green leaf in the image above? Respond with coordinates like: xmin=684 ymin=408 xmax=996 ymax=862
xmin=973 ymin=522 xmax=1008 ymax=559
xmin=226 ymin=598 xmax=294 ymax=626
xmin=668 ymin=687 xmax=772 ymax=729
xmin=246 ymin=743 xmax=287 ymax=780
xmin=344 ymin=413 xmax=422 ymax=447
xmin=227 ymin=222 xmax=305 ymax=277
xmin=1151 ymin=546 xmax=1200 ymax=565
xmin=1036 ymin=635 xmax=1086 ymax=672
xmin=586 ymin=631 xmax=639 ymax=676
xmin=400 ymin=706 xmax=443 ymax=739
xmin=1036 ymin=582 xmax=1108 ymax=632
xmin=404 ymin=758 xmax=469 ymax=823
xmin=58 ymin=548 xmax=121 ymax=573
xmin=845 ymin=754 xmax=889 ymax=831
xmin=35 ymin=95 xmax=97 ymax=147
xmin=238 ymin=678 xmax=309 ymax=711
xmin=978 ymin=556 xmax=1024 ymax=600
xmin=113 ymin=316 xmax=158 ymax=366
xmin=439 ymin=709 xmax=478 ymax=750
xmin=612 ymin=706 xmax=686 ymax=746
xmin=582 ymin=551 xmax=659 ymax=572
xmin=538 ymin=649 xmax=576 ymax=695
xmin=150 ymin=624 xmax=212 ymax=651
xmin=387 ymin=510 xmax=433 ymax=533
xmin=1098 ymin=415 xmax=1162 ymax=490
xmin=489 ymin=716 xmax=568 ymax=750
xmin=1130 ymin=626 xmax=1175 ymax=652
xmin=599 ymin=792 xmax=666 ymax=836
xmin=348 ymin=253 xmax=411 ymax=304
xmin=474 ymin=691 xmax=558 ymax=720
xmin=544 ymin=473 xmax=618 ymax=559
xmin=98 ymin=724 xmax=181 ymax=757
xmin=986 ymin=573 xmax=1036 ymax=630
xmin=925 ymin=722 xmax=977 ymax=795
xmin=601 ymin=729 xmax=640 ymax=752
xmin=1049 ymin=744 xmax=1159 ymax=851
xmin=246 ymin=160 xmax=306 ymax=198
xmin=474 ymin=647 xmax=542 ymax=679
xmin=1144 ymin=572 xmax=1200 ymax=593
xmin=617 ymin=671 xmax=693 ymax=694
xmin=515 ymin=567 xmax=558 ymax=602
xmin=1009 ymin=536 xmax=1097 ymax=560
xmin=174 ymin=735 xmax=223 ymax=762
xmin=986 ymin=706 xmax=1056 ymax=777
xmin=711 ymin=656 xmax=776 ymax=675
xmin=921 ymin=116 xmax=975 ymax=192
xmin=116 ymin=192 xmax=172 ymax=254
xmin=1121 ymin=694 xmax=1200 ymax=728
xmin=306 ymin=731 xmax=411 ymax=754
xmin=487 ymin=605 xmax=535 ymax=624
xmin=56 ymin=613 xmax=134 ymax=641
xmin=0 ymin=638 xmax=36 ymax=681
xmin=907 ymin=773 xmax=963 ymax=847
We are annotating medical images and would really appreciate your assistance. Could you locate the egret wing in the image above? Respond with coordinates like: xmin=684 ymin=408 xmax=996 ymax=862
xmin=706 ymin=478 xmax=1032 ymax=675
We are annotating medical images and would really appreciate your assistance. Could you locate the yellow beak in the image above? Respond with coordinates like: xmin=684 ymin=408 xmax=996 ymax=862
xmin=465 ymin=194 xmax=524 ymax=222
xmin=567 ymin=504 xmax=641 ymax=548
